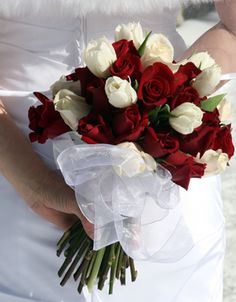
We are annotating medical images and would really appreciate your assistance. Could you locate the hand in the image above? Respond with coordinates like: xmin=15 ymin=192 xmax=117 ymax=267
xmin=0 ymin=106 xmax=94 ymax=237
xmin=28 ymin=170 xmax=94 ymax=238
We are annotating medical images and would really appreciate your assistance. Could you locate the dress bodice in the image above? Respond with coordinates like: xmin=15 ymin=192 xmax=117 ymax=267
xmin=0 ymin=3 xmax=186 ymax=167
xmin=0 ymin=7 xmax=185 ymax=91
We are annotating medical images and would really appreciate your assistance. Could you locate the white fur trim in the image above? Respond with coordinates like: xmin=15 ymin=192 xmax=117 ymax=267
xmin=0 ymin=0 xmax=214 ymax=18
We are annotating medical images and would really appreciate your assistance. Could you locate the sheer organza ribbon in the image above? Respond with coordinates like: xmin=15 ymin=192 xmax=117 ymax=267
xmin=53 ymin=134 xmax=194 ymax=262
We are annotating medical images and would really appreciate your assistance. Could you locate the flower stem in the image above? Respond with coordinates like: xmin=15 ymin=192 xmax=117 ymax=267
xmin=109 ymin=244 xmax=120 ymax=295
xmin=98 ymin=244 xmax=115 ymax=291
xmin=97 ymin=245 xmax=111 ymax=280
xmin=85 ymin=252 xmax=97 ymax=283
xmin=129 ymin=257 xmax=138 ymax=282
xmin=64 ymin=227 xmax=84 ymax=257
xmin=60 ymin=238 xmax=91 ymax=286
xmin=86 ymin=247 xmax=106 ymax=293
xmin=120 ymin=254 xmax=127 ymax=285
xmin=77 ymin=250 xmax=94 ymax=294
xmin=57 ymin=221 xmax=82 ymax=257
xmin=57 ymin=235 xmax=70 ymax=257
xmin=57 ymin=220 xmax=81 ymax=248
xmin=58 ymin=232 xmax=87 ymax=278
xmin=73 ymin=248 xmax=94 ymax=281
xmin=116 ymin=247 xmax=124 ymax=280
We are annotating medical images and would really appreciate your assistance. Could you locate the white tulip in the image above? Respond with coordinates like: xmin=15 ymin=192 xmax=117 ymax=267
xmin=169 ymin=102 xmax=203 ymax=135
xmin=83 ymin=37 xmax=117 ymax=78
xmin=115 ymin=142 xmax=157 ymax=177
xmin=167 ymin=62 xmax=184 ymax=73
xmin=105 ymin=76 xmax=137 ymax=108
xmin=141 ymin=34 xmax=174 ymax=69
xmin=115 ymin=22 xmax=145 ymax=49
xmin=195 ymin=149 xmax=229 ymax=177
xmin=187 ymin=52 xmax=216 ymax=70
xmin=217 ymin=97 xmax=232 ymax=124
xmin=140 ymin=150 xmax=158 ymax=173
xmin=54 ymin=89 xmax=90 ymax=130
xmin=50 ymin=76 xmax=81 ymax=97
xmin=192 ymin=65 xmax=222 ymax=97
xmin=169 ymin=52 xmax=216 ymax=73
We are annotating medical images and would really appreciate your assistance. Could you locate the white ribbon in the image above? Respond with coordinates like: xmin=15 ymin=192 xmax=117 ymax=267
xmin=54 ymin=134 xmax=194 ymax=262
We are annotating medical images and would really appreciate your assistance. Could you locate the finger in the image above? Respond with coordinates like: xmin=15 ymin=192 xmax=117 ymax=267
xmin=80 ymin=215 xmax=94 ymax=239
xmin=69 ymin=206 xmax=94 ymax=239
xmin=32 ymin=203 xmax=79 ymax=230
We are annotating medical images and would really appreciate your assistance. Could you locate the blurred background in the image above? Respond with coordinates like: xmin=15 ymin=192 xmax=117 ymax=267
xmin=177 ymin=4 xmax=236 ymax=302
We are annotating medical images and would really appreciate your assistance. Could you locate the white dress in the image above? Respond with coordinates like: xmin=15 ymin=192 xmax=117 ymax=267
xmin=0 ymin=1 xmax=225 ymax=302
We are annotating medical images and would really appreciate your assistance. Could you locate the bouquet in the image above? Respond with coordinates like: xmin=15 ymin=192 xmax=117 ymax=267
xmin=28 ymin=22 xmax=234 ymax=295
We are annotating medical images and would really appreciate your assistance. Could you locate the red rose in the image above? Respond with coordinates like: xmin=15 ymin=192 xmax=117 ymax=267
xmin=143 ymin=128 xmax=179 ymax=157
xmin=111 ymin=39 xmax=142 ymax=80
xmin=78 ymin=113 xmax=114 ymax=144
xmin=174 ymin=62 xmax=202 ymax=87
xmin=112 ymin=104 xmax=148 ymax=143
xmin=86 ymin=78 xmax=114 ymax=116
xmin=112 ymin=39 xmax=138 ymax=57
xmin=72 ymin=67 xmax=97 ymax=97
xmin=28 ymin=92 xmax=70 ymax=144
xmin=162 ymin=151 xmax=206 ymax=190
xmin=138 ymin=62 xmax=175 ymax=108
xmin=170 ymin=86 xmax=200 ymax=109
xmin=110 ymin=53 xmax=142 ymax=80
xmin=179 ymin=125 xmax=219 ymax=157
xmin=65 ymin=71 xmax=79 ymax=82
xmin=214 ymin=125 xmax=235 ymax=159
xmin=202 ymin=109 xmax=220 ymax=126
xmin=66 ymin=68 xmax=112 ymax=116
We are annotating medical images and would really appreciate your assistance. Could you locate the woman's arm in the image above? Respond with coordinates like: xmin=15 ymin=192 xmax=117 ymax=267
xmin=181 ymin=1 xmax=236 ymax=73
xmin=0 ymin=100 xmax=93 ymax=235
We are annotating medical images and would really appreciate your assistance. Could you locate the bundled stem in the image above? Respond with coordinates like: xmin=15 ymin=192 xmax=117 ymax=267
xmin=57 ymin=221 xmax=138 ymax=295
xmin=74 ymin=249 xmax=94 ymax=281
xmin=58 ymin=232 xmax=87 ymax=278
xmin=86 ymin=247 xmax=106 ymax=293
xmin=129 ymin=257 xmax=138 ymax=282
xmin=120 ymin=254 xmax=128 ymax=285
xmin=60 ymin=239 xmax=91 ymax=286
xmin=56 ymin=221 xmax=81 ymax=257
xmin=109 ymin=243 xmax=120 ymax=294
xmin=116 ymin=247 xmax=124 ymax=280
xmin=98 ymin=244 xmax=115 ymax=291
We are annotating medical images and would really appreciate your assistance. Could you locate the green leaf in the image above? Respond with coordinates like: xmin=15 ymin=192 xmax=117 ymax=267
xmin=133 ymin=80 xmax=139 ymax=92
xmin=148 ymin=104 xmax=171 ymax=129
xmin=158 ymin=104 xmax=171 ymax=119
xmin=160 ymin=104 xmax=171 ymax=114
xmin=138 ymin=31 xmax=152 ymax=57
xmin=148 ymin=106 xmax=161 ymax=125
xmin=200 ymin=94 xmax=226 ymax=112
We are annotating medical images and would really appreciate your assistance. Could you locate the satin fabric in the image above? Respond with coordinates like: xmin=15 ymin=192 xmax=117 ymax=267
xmin=0 ymin=4 xmax=225 ymax=302
xmin=0 ymin=0 xmax=213 ymax=19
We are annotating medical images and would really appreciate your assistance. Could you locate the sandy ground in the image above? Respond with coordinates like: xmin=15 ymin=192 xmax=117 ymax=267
xmin=177 ymin=11 xmax=236 ymax=302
